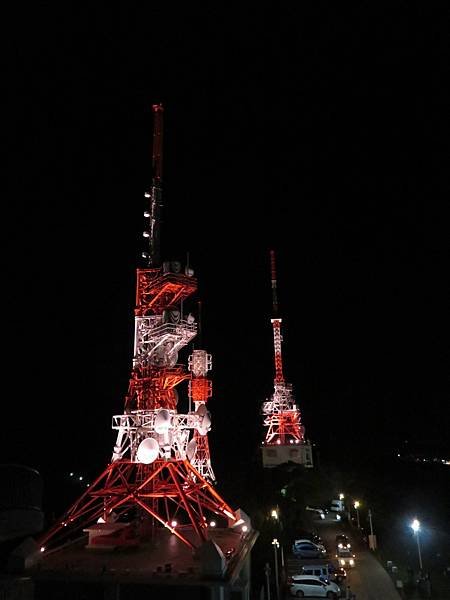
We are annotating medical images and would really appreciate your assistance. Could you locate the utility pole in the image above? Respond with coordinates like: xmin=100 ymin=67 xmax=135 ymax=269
xmin=265 ymin=562 xmax=271 ymax=600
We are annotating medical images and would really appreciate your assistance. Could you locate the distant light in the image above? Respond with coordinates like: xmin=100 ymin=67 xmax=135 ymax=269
xmin=86 ymin=483 xmax=90 ymax=488
xmin=276 ymin=440 xmax=281 ymax=445
xmin=349 ymin=559 xmax=355 ymax=566
xmin=97 ymin=517 xmax=106 ymax=524
xmin=144 ymin=192 xmax=151 ymax=198
xmin=144 ymin=211 xmax=150 ymax=217
xmin=272 ymin=538 xmax=279 ymax=547
xmin=289 ymin=439 xmax=293 ymax=444
xmin=271 ymin=509 xmax=278 ymax=519
xmin=411 ymin=519 xmax=420 ymax=533
xmin=171 ymin=520 xmax=177 ymax=528
xmin=79 ymin=476 xmax=83 ymax=481
xmin=143 ymin=231 xmax=150 ymax=238
xmin=339 ymin=493 xmax=344 ymax=500
xmin=40 ymin=547 xmax=45 ymax=553
xmin=69 ymin=472 xmax=74 ymax=477
xmin=209 ymin=520 xmax=216 ymax=528
xmin=354 ymin=501 xmax=360 ymax=509
xmin=142 ymin=252 xmax=149 ymax=259
xmin=398 ymin=453 xmax=401 ymax=457
xmin=242 ymin=525 xmax=248 ymax=532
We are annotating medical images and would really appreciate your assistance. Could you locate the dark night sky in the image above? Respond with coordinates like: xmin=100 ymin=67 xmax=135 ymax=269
xmin=2 ymin=4 xmax=449 ymax=485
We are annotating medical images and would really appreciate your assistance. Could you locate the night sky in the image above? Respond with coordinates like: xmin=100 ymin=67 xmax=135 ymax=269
xmin=2 ymin=5 xmax=449 ymax=486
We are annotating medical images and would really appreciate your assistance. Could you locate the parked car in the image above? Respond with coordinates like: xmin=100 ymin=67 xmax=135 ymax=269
xmin=292 ymin=540 xmax=327 ymax=558
xmin=293 ymin=530 xmax=323 ymax=546
xmin=300 ymin=563 xmax=347 ymax=584
xmin=288 ymin=574 xmax=340 ymax=598
xmin=293 ymin=538 xmax=326 ymax=552
xmin=306 ymin=506 xmax=327 ymax=519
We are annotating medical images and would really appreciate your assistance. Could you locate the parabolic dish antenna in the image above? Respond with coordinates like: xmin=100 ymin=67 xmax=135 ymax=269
xmin=197 ymin=404 xmax=211 ymax=435
xmin=186 ymin=439 xmax=197 ymax=461
xmin=195 ymin=404 xmax=207 ymax=417
xmin=154 ymin=409 xmax=172 ymax=434
xmin=136 ymin=437 xmax=160 ymax=464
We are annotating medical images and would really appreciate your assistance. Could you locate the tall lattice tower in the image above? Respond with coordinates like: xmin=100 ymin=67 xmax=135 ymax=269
xmin=38 ymin=104 xmax=250 ymax=554
xmin=260 ymin=250 xmax=313 ymax=468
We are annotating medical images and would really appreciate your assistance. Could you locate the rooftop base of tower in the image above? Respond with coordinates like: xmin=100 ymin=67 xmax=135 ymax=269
xmin=25 ymin=524 xmax=258 ymax=600
xmin=260 ymin=440 xmax=314 ymax=468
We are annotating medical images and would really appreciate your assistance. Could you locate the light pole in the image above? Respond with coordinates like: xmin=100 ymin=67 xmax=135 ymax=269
xmin=264 ymin=562 xmax=271 ymax=600
xmin=354 ymin=501 xmax=360 ymax=528
xmin=272 ymin=538 xmax=280 ymax=600
xmin=411 ymin=519 xmax=423 ymax=571
xmin=368 ymin=508 xmax=377 ymax=550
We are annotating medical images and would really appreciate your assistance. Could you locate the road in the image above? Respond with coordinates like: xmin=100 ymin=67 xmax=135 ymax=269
xmin=284 ymin=515 xmax=402 ymax=599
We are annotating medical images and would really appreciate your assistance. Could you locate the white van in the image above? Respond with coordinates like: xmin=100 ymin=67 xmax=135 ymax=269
xmin=288 ymin=575 xmax=341 ymax=598
xmin=301 ymin=563 xmax=347 ymax=584
xmin=330 ymin=499 xmax=345 ymax=512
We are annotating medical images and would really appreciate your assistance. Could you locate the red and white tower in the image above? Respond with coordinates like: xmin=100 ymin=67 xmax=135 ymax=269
xmin=261 ymin=250 xmax=313 ymax=468
xmin=38 ymin=104 xmax=249 ymax=554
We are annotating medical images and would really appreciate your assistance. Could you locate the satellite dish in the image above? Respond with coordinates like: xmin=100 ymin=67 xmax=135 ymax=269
xmin=166 ymin=350 xmax=178 ymax=367
xmin=196 ymin=406 xmax=212 ymax=436
xmin=136 ymin=437 xmax=160 ymax=464
xmin=154 ymin=409 xmax=172 ymax=434
xmin=196 ymin=404 xmax=207 ymax=417
xmin=186 ymin=439 xmax=197 ymax=461
xmin=201 ymin=412 xmax=212 ymax=434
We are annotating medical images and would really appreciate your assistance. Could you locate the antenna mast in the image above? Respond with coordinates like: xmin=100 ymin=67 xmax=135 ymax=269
xmin=270 ymin=250 xmax=285 ymax=385
xmin=143 ymin=103 xmax=164 ymax=267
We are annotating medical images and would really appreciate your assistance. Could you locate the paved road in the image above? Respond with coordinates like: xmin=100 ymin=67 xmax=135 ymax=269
xmin=284 ymin=516 xmax=402 ymax=600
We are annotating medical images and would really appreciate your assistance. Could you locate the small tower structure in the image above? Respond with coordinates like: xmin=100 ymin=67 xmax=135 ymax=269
xmin=261 ymin=250 xmax=313 ymax=468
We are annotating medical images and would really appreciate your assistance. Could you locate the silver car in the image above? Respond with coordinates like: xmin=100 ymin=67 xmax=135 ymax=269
xmin=289 ymin=574 xmax=341 ymax=598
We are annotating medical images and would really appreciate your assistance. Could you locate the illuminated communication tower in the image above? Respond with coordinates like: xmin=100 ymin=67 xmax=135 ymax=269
xmin=260 ymin=250 xmax=313 ymax=468
xmin=38 ymin=104 xmax=249 ymax=553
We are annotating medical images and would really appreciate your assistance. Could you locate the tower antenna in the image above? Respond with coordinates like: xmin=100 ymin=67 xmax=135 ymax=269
xmin=260 ymin=250 xmax=314 ymax=468
xmin=143 ymin=103 xmax=164 ymax=266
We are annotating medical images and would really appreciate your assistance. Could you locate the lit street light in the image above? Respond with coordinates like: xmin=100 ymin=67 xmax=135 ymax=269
xmin=272 ymin=538 xmax=280 ymax=600
xmin=410 ymin=519 xmax=423 ymax=571
xmin=354 ymin=501 xmax=361 ymax=529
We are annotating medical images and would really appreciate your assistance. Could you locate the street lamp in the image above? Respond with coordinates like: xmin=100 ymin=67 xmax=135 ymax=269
xmin=354 ymin=501 xmax=360 ymax=528
xmin=272 ymin=538 xmax=280 ymax=600
xmin=410 ymin=519 xmax=423 ymax=571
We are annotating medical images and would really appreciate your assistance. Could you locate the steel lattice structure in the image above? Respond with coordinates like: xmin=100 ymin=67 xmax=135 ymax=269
xmin=38 ymin=104 xmax=239 ymax=553
xmin=261 ymin=251 xmax=313 ymax=467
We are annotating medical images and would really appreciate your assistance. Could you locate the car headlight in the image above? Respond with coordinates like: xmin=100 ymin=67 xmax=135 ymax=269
xmin=340 ymin=559 xmax=345 ymax=566
xmin=350 ymin=559 xmax=354 ymax=566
